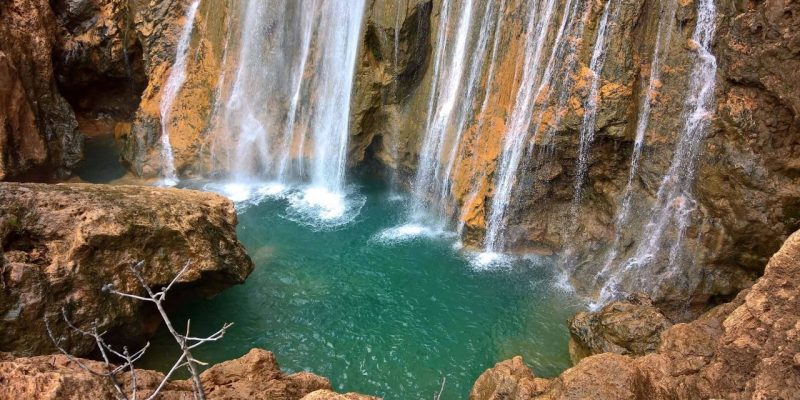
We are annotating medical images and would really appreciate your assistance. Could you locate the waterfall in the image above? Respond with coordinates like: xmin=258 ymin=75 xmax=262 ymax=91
xmin=597 ymin=0 xmax=717 ymax=304
xmin=483 ymin=0 xmax=582 ymax=254
xmin=456 ymin=0 xmax=506 ymax=237
xmin=275 ymin=4 xmax=317 ymax=182
xmin=570 ymin=0 xmax=621 ymax=215
xmin=205 ymin=0 xmax=365 ymax=225
xmin=411 ymin=0 xmax=475 ymax=226
xmin=591 ymin=0 xmax=679 ymax=291
xmin=307 ymin=1 xmax=365 ymax=192
xmin=614 ymin=0 xmax=679 ymax=232
xmin=158 ymin=0 xmax=201 ymax=186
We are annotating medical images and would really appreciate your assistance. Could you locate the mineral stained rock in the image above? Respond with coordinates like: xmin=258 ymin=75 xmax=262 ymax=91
xmin=0 ymin=183 xmax=254 ymax=357
xmin=0 ymin=0 xmax=82 ymax=180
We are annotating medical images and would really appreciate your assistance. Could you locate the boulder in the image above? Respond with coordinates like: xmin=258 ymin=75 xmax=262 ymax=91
xmin=0 ymin=182 xmax=254 ymax=357
xmin=567 ymin=293 xmax=671 ymax=363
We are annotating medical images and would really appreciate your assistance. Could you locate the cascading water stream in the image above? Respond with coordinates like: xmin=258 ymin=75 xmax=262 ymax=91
xmin=158 ymin=0 xmax=201 ymax=186
xmin=308 ymin=1 xmax=365 ymax=193
xmin=597 ymin=0 xmax=717 ymax=304
xmin=276 ymin=7 xmax=315 ymax=182
xmin=411 ymin=0 xmax=474 ymax=227
xmin=205 ymin=1 xmax=365 ymax=227
xmin=482 ymin=0 xmax=575 ymax=255
xmin=456 ymin=0 xmax=506 ymax=237
xmin=590 ymin=0 xmax=679 ymax=292
xmin=570 ymin=0 xmax=621 ymax=216
xmin=382 ymin=0 xmax=503 ymax=244
xmin=441 ymin=0 xmax=499 ymax=209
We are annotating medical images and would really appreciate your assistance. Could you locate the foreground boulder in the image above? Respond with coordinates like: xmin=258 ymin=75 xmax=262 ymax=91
xmin=567 ymin=293 xmax=671 ymax=363
xmin=471 ymin=229 xmax=800 ymax=400
xmin=0 ymin=183 xmax=254 ymax=356
xmin=0 ymin=348 xmax=373 ymax=399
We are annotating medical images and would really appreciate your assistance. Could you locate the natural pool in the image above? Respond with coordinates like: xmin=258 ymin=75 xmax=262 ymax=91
xmin=138 ymin=177 xmax=583 ymax=399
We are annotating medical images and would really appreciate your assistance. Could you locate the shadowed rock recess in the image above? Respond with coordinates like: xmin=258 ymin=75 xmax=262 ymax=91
xmin=0 ymin=0 xmax=799 ymax=398
xmin=0 ymin=183 xmax=254 ymax=357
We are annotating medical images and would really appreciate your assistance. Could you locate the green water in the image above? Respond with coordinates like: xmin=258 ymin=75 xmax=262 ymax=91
xmin=139 ymin=178 xmax=582 ymax=399
xmin=74 ymin=135 xmax=127 ymax=183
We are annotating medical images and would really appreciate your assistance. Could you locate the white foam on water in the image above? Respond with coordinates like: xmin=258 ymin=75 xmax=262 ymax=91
xmin=202 ymin=181 xmax=289 ymax=207
xmin=156 ymin=178 xmax=179 ymax=188
xmin=284 ymin=186 xmax=366 ymax=231
xmin=467 ymin=251 xmax=513 ymax=271
xmin=372 ymin=223 xmax=445 ymax=245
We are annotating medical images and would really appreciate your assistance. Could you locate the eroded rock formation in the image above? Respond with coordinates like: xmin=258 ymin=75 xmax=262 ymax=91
xmin=567 ymin=293 xmax=671 ymax=363
xmin=470 ymin=227 xmax=800 ymax=400
xmin=0 ymin=0 xmax=82 ymax=180
xmin=0 ymin=348 xmax=371 ymax=400
xmin=0 ymin=183 xmax=254 ymax=357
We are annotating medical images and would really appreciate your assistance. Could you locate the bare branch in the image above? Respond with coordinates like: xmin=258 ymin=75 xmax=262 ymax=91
xmin=160 ymin=261 xmax=192 ymax=296
xmin=46 ymin=260 xmax=233 ymax=400
xmin=433 ymin=377 xmax=446 ymax=400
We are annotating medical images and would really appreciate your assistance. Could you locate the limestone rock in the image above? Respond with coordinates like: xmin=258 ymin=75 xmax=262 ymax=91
xmin=0 ymin=182 xmax=254 ymax=357
xmin=301 ymin=390 xmax=381 ymax=400
xmin=468 ymin=356 xmax=549 ymax=400
xmin=567 ymin=293 xmax=671 ymax=363
xmin=0 ymin=0 xmax=82 ymax=180
xmin=0 ymin=348 xmax=352 ymax=400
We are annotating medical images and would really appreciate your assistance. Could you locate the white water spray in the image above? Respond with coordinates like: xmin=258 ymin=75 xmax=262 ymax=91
xmin=483 ymin=0 xmax=578 ymax=252
xmin=411 ymin=0 xmax=474 ymax=227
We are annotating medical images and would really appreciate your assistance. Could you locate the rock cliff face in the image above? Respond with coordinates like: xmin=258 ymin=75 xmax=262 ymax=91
xmin=0 ymin=183 xmax=254 ymax=357
xmin=0 ymin=0 xmax=82 ymax=180
xmin=469 ymin=227 xmax=800 ymax=400
xmin=354 ymin=0 xmax=800 ymax=310
xmin=0 ymin=348 xmax=375 ymax=400
xmin=6 ymin=0 xmax=795 ymax=310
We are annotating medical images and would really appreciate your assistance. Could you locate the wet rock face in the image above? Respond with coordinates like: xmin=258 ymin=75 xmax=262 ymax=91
xmin=0 ymin=183 xmax=254 ymax=357
xmin=470 ymin=228 xmax=800 ymax=400
xmin=567 ymin=293 xmax=671 ymax=363
xmin=350 ymin=0 xmax=434 ymax=178
xmin=351 ymin=0 xmax=800 ymax=309
xmin=0 ymin=0 xmax=82 ymax=181
xmin=0 ymin=348 xmax=348 ymax=400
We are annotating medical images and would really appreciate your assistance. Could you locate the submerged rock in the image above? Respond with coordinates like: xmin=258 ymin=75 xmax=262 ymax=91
xmin=0 ymin=348 xmax=362 ymax=400
xmin=471 ymin=228 xmax=800 ymax=399
xmin=567 ymin=293 xmax=671 ymax=363
xmin=0 ymin=183 xmax=254 ymax=357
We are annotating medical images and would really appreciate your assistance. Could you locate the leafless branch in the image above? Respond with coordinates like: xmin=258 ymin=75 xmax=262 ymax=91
xmin=46 ymin=260 xmax=233 ymax=400
xmin=433 ymin=376 xmax=446 ymax=400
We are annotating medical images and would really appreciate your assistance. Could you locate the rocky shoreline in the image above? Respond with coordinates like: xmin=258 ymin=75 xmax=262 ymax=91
xmin=1 ymin=0 xmax=798 ymax=398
